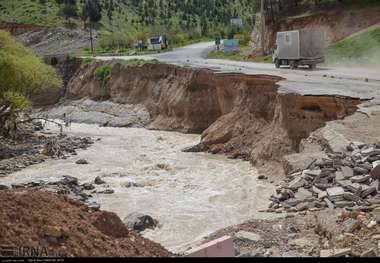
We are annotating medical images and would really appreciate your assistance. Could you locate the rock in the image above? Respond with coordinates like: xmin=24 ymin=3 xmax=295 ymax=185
xmin=303 ymin=169 xmax=321 ymax=177
xmin=87 ymin=202 xmax=100 ymax=211
xmin=372 ymin=234 xmax=380 ymax=241
xmin=335 ymin=171 xmax=345 ymax=181
xmin=335 ymin=201 xmax=355 ymax=208
xmin=295 ymin=188 xmax=313 ymax=201
xmin=288 ymin=177 xmax=306 ymax=190
xmin=371 ymin=161 xmax=380 ymax=180
xmin=324 ymin=198 xmax=335 ymax=209
xmin=351 ymin=175 xmax=371 ymax=183
xmin=83 ymin=183 xmax=95 ymax=190
xmin=98 ymin=189 xmax=114 ymax=194
xmin=182 ymin=144 xmax=207 ymax=153
xmin=342 ymin=218 xmax=359 ymax=233
xmin=60 ymin=175 xmax=78 ymax=185
xmin=320 ymin=248 xmax=351 ymax=257
xmin=296 ymin=202 xmax=309 ymax=211
xmin=0 ymin=185 xmax=9 ymax=190
xmin=279 ymin=189 xmax=294 ymax=201
xmin=43 ymin=225 xmax=63 ymax=238
xmin=341 ymin=166 xmax=354 ymax=179
xmin=343 ymin=193 xmax=360 ymax=202
xmin=361 ymin=248 xmax=376 ymax=257
xmin=354 ymin=167 xmax=369 ymax=175
xmin=94 ymin=176 xmax=106 ymax=185
xmin=76 ymin=159 xmax=89 ymax=165
xmin=288 ymin=237 xmax=310 ymax=247
xmin=361 ymin=187 xmax=377 ymax=198
xmin=285 ymin=198 xmax=302 ymax=207
xmin=123 ymin=212 xmax=157 ymax=232
xmin=235 ymin=231 xmax=261 ymax=242
xmin=367 ymin=220 xmax=377 ymax=229
xmin=312 ymin=186 xmax=323 ymax=195
xmin=361 ymin=148 xmax=380 ymax=157
xmin=327 ymin=187 xmax=345 ymax=201
xmin=318 ymin=191 xmax=328 ymax=199
xmin=11 ymin=183 xmax=26 ymax=189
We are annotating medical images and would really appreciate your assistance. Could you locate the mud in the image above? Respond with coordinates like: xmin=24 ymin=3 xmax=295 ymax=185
xmin=0 ymin=189 xmax=172 ymax=257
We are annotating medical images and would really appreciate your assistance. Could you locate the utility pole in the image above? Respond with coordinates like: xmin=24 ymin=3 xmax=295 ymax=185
xmin=261 ymin=0 xmax=266 ymax=55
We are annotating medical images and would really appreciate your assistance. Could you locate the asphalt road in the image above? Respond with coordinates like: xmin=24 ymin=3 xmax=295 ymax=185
xmin=96 ymin=42 xmax=380 ymax=100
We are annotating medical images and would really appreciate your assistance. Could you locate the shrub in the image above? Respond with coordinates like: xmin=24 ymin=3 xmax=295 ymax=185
xmin=95 ymin=64 xmax=112 ymax=88
xmin=0 ymin=30 xmax=62 ymax=136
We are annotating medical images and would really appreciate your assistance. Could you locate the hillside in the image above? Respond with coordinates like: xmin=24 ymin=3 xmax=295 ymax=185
xmin=0 ymin=0 xmax=257 ymax=40
xmin=326 ymin=25 xmax=380 ymax=67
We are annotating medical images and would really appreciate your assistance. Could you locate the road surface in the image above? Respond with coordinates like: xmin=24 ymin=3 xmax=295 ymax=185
xmin=96 ymin=42 xmax=380 ymax=100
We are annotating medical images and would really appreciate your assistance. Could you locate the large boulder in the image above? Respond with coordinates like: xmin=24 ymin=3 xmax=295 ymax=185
xmin=371 ymin=161 xmax=380 ymax=180
xmin=123 ymin=212 xmax=157 ymax=232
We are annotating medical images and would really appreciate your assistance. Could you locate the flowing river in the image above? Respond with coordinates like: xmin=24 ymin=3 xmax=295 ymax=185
xmin=2 ymin=122 xmax=275 ymax=253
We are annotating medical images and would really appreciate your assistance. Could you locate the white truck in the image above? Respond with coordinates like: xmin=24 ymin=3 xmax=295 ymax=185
xmin=147 ymin=36 xmax=168 ymax=51
xmin=272 ymin=28 xmax=325 ymax=70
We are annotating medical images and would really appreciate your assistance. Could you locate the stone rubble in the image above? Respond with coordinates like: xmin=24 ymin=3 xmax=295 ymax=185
xmin=267 ymin=142 xmax=380 ymax=214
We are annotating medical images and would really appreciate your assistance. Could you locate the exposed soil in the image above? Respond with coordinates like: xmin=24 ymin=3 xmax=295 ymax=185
xmin=251 ymin=8 xmax=380 ymax=55
xmin=0 ymin=189 xmax=172 ymax=257
xmin=15 ymin=27 xmax=96 ymax=56
xmin=57 ymin=61 xmax=360 ymax=178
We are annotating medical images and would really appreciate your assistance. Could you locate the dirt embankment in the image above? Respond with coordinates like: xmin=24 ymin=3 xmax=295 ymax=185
xmin=58 ymin=61 xmax=360 ymax=173
xmin=0 ymin=190 xmax=172 ymax=257
xmin=252 ymin=8 xmax=380 ymax=54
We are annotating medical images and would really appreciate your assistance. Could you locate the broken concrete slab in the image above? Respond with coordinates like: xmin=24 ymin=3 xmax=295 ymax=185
xmin=320 ymin=248 xmax=351 ymax=257
xmin=361 ymin=187 xmax=377 ymax=198
xmin=327 ymin=187 xmax=345 ymax=199
xmin=318 ymin=191 xmax=328 ymax=199
xmin=361 ymin=147 xmax=380 ymax=157
xmin=335 ymin=171 xmax=345 ymax=181
xmin=312 ymin=186 xmax=323 ymax=195
xmin=235 ymin=231 xmax=261 ymax=242
xmin=295 ymin=188 xmax=313 ymax=201
xmin=351 ymin=174 xmax=371 ymax=183
xmin=303 ymin=169 xmax=322 ymax=177
xmin=343 ymin=193 xmax=360 ymax=202
xmin=324 ymin=198 xmax=335 ymax=209
xmin=341 ymin=166 xmax=354 ymax=178
xmin=288 ymin=177 xmax=306 ymax=190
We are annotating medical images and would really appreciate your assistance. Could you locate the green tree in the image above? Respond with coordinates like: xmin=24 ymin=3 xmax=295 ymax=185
xmin=0 ymin=30 xmax=62 ymax=137
xmin=82 ymin=0 xmax=102 ymax=54
xmin=56 ymin=0 xmax=78 ymax=23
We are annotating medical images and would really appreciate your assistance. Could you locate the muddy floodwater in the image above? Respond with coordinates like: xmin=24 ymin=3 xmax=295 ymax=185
xmin=2 ymin=122 xmax=275 ymax=253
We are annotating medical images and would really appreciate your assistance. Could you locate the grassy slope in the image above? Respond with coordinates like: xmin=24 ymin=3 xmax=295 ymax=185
xmin=0 ymin=0 xmax=63 ymax=26
xmin=326 ymin=26 xmax=380 ymax=64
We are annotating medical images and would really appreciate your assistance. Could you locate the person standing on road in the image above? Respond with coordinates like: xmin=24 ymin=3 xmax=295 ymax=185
xmin=215 ymin=36 xmax=221 ymax=51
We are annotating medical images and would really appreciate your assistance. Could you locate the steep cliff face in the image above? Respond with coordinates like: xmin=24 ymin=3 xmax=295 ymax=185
xmin=63 ymin=61 xmax=360 ymax=169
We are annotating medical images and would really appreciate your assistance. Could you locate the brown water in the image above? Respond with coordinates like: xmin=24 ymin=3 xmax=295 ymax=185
xmin=2 ymin=122 xmax=275 ymax=253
